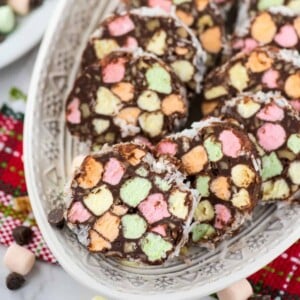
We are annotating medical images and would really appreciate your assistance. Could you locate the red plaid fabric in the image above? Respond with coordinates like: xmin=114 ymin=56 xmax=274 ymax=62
xmin=0 ymin=190 xmax=12 ymax=206
xmin=249 ymin=241 xmax=300 ymax=299
xmin=0 ymin=104 xmax=56 ymax=264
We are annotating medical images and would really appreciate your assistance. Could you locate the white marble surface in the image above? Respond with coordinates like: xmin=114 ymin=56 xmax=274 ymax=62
xmin=0 ymin=48 xmax=213 ymax=300
xmin=0 ymin=247 xmax=97 ymax=300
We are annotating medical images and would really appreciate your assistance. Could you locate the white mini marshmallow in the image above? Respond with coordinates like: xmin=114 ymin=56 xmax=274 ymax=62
xmin=3 ymin=243 xmax=35 ymax=275
xmin=71 ymin=155 xmax=86 ymax=174
xmin=217 ymin=279 xmax=254 ymax=300
xmin=8 ymin=0 xmax=30 ymax=16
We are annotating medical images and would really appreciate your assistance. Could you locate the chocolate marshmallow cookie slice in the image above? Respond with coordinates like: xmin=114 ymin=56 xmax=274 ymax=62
xmin=238 ymin=0 xmax=300 ymax=18
xmin=231 ymin=6 xmax=300 ymax=55
xmin=213 ymin=92 xmax=300 ymax=203
xmin=81 ymin=7 xmax=206 ymax=92
xmin=155 ymin=117 xmax=261 ymax=246
xmin=122 ymin=0 xmax=226 ymax=67
xmin=65 ymin=143 xmax=197 ymax=265
xmin=202 ymin=46 xmax=300 ymax=115
xmin=122 ymin=0 xmax=234 ymax=14
xmin=66 ymin=50 xmax=188 ymax=148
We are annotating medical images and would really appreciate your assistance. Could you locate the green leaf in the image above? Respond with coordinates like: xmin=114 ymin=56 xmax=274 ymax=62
xmin=9 ymin=87 xmax=27 ymax=102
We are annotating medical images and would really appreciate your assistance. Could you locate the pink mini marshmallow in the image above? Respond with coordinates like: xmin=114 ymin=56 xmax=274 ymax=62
xmin=138 ymin=193 xmax=170 ymax=224
xmin=275 ymin=25 xmax=298 ymax=48
xmin=3 ymin=243 xmax=35 ymax=276
xmin=124 ymin=36 xmax=138 ymax=50
xmin=103 ymin=158 xmax=125 ymax=185
xmin=256 ymin=102 xmax=284 ymax=122
xmin=243 ymin=38 xmax=258 ymax=53
xmin=232 ymin=39 xmax=244 ymax=50
xmin=66 ymin=98 xmax=81 ymax=124
xmin=217 ymin=279 xmax=254 ymax=300
xmin=68 ymin=201 xmax=92 ymax=223
xmin=290 ymin=100 xmax=300 ymax=112
xmin=102 ymin=58 xmax=126 ymax=83
xmin=232 ymin=38 xmax=258 ymax=53
xmin=214 ymin=204 xmax=232 ymax=230
xmin=262 ymin=69 xmax=279 ymax=88
xmin=219 ymin=130 xmax=242 ymax=158
xmin=151 ymin=224 xmax=167 ymax=236
xmin=108 ymin=15 xmax=135 ymax=37
xmin=257 ymin=123 xmax=286 ymax=151
xmin=156 ymin=141 xmax=178 ymax=155
xmin=148 ymin=0 xmax=172 ymax=12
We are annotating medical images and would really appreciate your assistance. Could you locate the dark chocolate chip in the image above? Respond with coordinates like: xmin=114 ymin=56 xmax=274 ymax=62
xmin=0 ymin=35 xmax=5 ymax=43
xmin=48 ymin=208 xmax=65 ymax=229
xmin=211 ymin=164 xmax=219 ymax=177
xmin=0 ymin=0 xmax=7 ymax=6
xmin=30 ymin=0 xmax=43 ymax=9
xmin=6 ymin=273 xmax=25 ymax=290
xmin=12 ymin=226 xmax=33 ymax=245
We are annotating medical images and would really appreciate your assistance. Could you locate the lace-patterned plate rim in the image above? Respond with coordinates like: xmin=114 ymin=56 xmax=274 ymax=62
xmin=24 ymin=0 xmax=300 ymax=299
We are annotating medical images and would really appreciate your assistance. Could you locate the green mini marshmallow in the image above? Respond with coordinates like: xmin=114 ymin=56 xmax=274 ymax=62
xmin=204 ymin=137 xmax=223 ymax=162
xmin=146 ymin=64 xmax=172 ymax=94
xmin=196 ymin=176 xmax=210 ymax=197
xmin=141 ymin=233 xmax=172 ymax=262
xmin=262 ymin=179 xmax=290 ymax=201
xmin=136 ymin=167 xmax=149 ymax=177
xmin=287 ymin=134 xmax=300 ymax=155
xmin=0 ymin=6 xmax=15 ymax=34
xmin=261 ymin=152 xmax=283 ymax=181
xmin=257 ymin=0 xmax=284 ymax=10
xmin=154 ymin=176 xmax=171 ymax=192
xmin=120 ymin=177 xmax=152 ymax=207
xmin=122 ymin=214 xmax=147 ymax=239
xmin=191 ymin=224 xmax=216 ymax=242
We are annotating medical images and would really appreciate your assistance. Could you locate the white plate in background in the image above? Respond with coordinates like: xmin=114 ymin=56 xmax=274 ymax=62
xmin=0 ymin=0 xmax=57 ymax=69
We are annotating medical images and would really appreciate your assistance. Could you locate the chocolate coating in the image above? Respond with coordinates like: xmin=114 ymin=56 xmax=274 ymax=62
xmin=122 ymin=0 xmax=226 ymax=67
xmin=66 ymin=51 xmax=188 ymax=147
xmin=81 ymin=8 xmax=205 ymax=92
xmin=202 ymin=46 xmax=300 ymax=115
xmin=231 ymin=8 xmax=300 ymax=56
xmin=155 ymin=118 xmax=261 ymax=246
xmin=213 ymin=92 xmax=300 ymax=203
xmin=66 ymin=143 xmax=195 ymax=264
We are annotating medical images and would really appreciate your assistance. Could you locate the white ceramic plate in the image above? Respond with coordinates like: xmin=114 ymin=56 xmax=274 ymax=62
xmin=24 ymin=0 xmax=300 ymax=299
xmin=0 ymin=0 xmax=57 ymax=69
